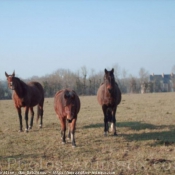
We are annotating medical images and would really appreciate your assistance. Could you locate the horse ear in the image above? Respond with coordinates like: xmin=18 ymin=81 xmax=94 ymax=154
xmin=104 ymin=69 xmax=108 ymax=74
xmin=5 ymin=72 xmax=8 ymax=77
xmin=69 ymin=91 xmax=75 ymax=99
xmin=111 ymin=68 xmax=114 ymax=73
xmin=12 ymin=71 xmax=15 ymax=77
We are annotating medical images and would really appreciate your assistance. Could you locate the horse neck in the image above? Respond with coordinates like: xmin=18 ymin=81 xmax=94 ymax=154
xmin=14 ymin=79 xmax=26 ymax=98
xmin=104 ymin=82 xmax=116 ymax=96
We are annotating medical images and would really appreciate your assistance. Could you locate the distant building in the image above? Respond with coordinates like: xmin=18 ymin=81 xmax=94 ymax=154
xmin=141 ymin=73 xmax=175 ymax=93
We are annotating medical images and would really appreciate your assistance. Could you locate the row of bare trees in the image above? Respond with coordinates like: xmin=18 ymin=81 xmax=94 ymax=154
xmin=0 ymin=66 xmax=150 ymax=99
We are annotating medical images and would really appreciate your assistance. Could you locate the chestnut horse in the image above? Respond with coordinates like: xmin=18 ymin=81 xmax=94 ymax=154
xmin=54 ymin=89 xmax=80 ymax=147
xmin=97 ymin=68 xmax=121 ymax=136
xmin=5 ymin=71 xmax=44 ymax=132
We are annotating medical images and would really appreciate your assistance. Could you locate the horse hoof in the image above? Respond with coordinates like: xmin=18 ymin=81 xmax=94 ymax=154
xmin=29 ymin=126 xmax=32 ymax=130
xmin=72 ymin=144 xmax=76 ymax=148
xmin=104 ymin=132 xmax=108 ymax=136
xmin=18 ymin=130 xmax=23 ymax=133
xmin=114 ymin=133 xmax=118 ymax=136
xmin=25 ymin=129 xmax=29 ymax=133
xmin=62 ymin=141 xmax=66 ymax=145
xmin=39 ymin=125 xmax=42 ymax=129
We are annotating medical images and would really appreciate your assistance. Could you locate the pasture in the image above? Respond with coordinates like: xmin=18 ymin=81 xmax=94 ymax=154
xmin=0 ymin=93 xmax=175 ymax=174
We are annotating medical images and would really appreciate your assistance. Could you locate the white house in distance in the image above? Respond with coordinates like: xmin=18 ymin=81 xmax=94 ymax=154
xmin=141 ymin=73 xmax=175 ymax=93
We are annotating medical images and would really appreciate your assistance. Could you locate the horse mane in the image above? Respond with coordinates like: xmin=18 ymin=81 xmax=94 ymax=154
xmin=13 ymin=77 xmax=27 ymax=98
xmin=55 ymin=89 xmax=77 ymax=107
xmin=64 ymin=89 xmax=77 ymax=106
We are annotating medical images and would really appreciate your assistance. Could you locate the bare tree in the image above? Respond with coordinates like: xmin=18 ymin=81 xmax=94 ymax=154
xmin=139 ymin=67 xmax=149 ymax=83
xmin=88 ymin=69 xmax=95 ymax=95
xmin=129 ymin=77 xmax=137 ymax=93
xmin=113 ymin=63 xmax=121 ymax=80
xmin=0 ymin=81 xmax=4 ymax=99
xmin=81 ymin=66 xmax=88 ymax=95
xmin=120 ymin=69 xmax=129 ymax=93
xmin=172 ymin=65 xmax=175 ymax=74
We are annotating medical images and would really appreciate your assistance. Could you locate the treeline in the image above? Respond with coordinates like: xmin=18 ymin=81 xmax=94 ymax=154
xmin=0 ymin=66 xmax=149 ymax=99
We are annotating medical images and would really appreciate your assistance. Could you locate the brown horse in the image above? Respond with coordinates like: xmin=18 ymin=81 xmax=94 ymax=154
xmin=5 ymin=71 xmax=44 ymax=132
xmin=54 ymin=89 xmax=80 ymax=147
xmin=97 ymin=68 xmax=121 ymax=136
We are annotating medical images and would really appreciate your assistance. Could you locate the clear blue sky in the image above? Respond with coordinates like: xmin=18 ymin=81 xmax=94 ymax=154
xmin=0 ymin=0 xmax=175 ymax=80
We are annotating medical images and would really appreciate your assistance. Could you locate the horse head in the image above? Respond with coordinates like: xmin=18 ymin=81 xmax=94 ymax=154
xmin=64 ymin=90 xmax=76 ymax=122
xmin=5 ymin=71 xmax=16 ymax=90
xmin=104 ymin=68 xmax=115 ymax=91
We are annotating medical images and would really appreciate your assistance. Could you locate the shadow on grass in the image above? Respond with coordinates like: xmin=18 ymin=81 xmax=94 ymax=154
xmin=0 ymin=153 xmax=41 ymax=161
xmin=117 ymin=122 xmax=175 ymax=145
xmin=122 ymin=130 xmax=175 ymax=146
xmin=83 ymin=121 xmax=175 ymax=145
xmin=83 ymin=123 xmax=104 ymax=129
xmin=83 ymin=121 xmax=157 ymax=130
xmin=117 ymin=121 xmax=157 ymax=130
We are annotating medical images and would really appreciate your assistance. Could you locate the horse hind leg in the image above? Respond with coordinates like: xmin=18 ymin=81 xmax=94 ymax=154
xmin=40 ymin=107 xmax=44 ymax=128
xmin=29 ymin=107 xmax=34 ymax=129
xmin=37 ymin=105 xmax=44 ymax=129
xmin=24 ymin=107 xmax=29 ymax=132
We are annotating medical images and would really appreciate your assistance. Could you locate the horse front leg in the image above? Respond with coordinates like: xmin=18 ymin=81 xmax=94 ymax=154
xmin=102 ymin=105 xmax=108 ymax=136
xmin=70 ymin=118 xmax=76 ymax=147
xmin=67 ymin=122 xmax=71 ymax=140
xmin=60 ymin=117 xmax=66 ymax=144
xmin=111 ymin=106 xmax=117 ymax=136
xmin=17 ymin=107 xmax=23 ymax=132
xmin=24 ymin=107 xmax=29 ymax=132
xmin=29 ymin=107 xmax=34 ymax=129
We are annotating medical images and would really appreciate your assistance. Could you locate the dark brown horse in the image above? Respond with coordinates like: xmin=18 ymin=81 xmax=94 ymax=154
xmin=97 ymin=68 xmax=121 ymax=136
xmin=5 ymin=71 xmax=44 ymax=132
xmin=54 ymin=89 xmax=80 ymax=147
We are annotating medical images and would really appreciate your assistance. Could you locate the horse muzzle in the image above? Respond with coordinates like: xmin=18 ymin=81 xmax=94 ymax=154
xmin=66 ymin=116 xmax=74 ymax=123
xmin=65 ymin=110 xmax=74 ymax=122
xmin=107 ymin=85 xmax=112 ymax=90
xmin=67 ymin=114 xmax=73 ymax=121
xmin=9 ymin=85 xmax=15 ymax=90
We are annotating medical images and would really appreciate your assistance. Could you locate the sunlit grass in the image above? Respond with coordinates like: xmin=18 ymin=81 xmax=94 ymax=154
xmin=0 ymin=93 xmax=175 ymax=174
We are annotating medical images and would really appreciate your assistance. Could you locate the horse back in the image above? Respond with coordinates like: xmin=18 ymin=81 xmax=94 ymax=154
xmin=28 ymin=82 xmax=44 ymax=94
xmin=27 ymin=82 xmax=44 ymax=106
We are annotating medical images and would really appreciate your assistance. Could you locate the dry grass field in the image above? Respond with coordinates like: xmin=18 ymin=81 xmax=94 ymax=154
xmin=0 ymin=93 xmax=175 ymax=175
